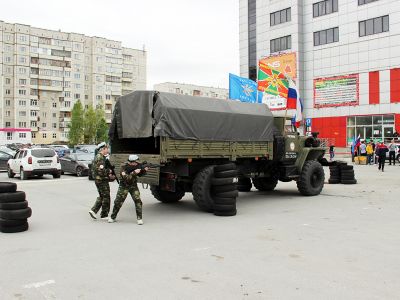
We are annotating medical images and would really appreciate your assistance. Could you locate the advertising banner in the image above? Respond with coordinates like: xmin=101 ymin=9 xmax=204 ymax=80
xmin=259 ymin=52 xmax=297 ymax=80
xmin=314 ymin=74 xmax=359 ymax=108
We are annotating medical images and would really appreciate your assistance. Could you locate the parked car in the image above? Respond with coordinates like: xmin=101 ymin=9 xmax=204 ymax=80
xmin=60 ymin=153 xmax=93 ymax=176
xmin=7 ymin=148 xmax=62 ymax=180
xmin=0 ymin=146 xmax=16 ymax=157
xmin=0 ymin=150 xmax=13 ymax=171
xmin=73 ymin=145 xmax=97 ymax=154
xmin=50 ymin=146 xmax=71 ymax=157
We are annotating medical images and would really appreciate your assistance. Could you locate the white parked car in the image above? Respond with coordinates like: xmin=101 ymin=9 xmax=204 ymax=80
xmin=7 ymin=148 xmax=62 ymax=180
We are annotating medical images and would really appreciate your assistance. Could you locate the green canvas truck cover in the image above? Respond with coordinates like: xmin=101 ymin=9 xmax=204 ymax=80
xmin=109 ymin=90 xmax=275 ymax=142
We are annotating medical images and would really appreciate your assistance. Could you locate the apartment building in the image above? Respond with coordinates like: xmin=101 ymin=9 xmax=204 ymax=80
xmin=0 ymin=21 xmax=146 ymax=145
xmin=154 ymin=82 xmax=229 ymax=99
xmin=240 ymin=0 xmax=400 ymax=146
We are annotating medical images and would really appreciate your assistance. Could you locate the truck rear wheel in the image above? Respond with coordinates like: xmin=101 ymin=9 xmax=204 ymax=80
xmin=237 ymin=178 xmax=252 ymax=192
xmin=252 ymin=177 xmax=278 ymax=191
xmin=150 ymin=185 xmax=185 ymax=203
xmin=192 ymin=165 xmax=215 ymax=212
xmin=297 ymin=160 xmax=325 ymax=196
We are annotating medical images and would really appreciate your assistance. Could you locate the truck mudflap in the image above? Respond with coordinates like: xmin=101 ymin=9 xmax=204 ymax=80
xmin=110 ymin=154 xmax=161 ymax=186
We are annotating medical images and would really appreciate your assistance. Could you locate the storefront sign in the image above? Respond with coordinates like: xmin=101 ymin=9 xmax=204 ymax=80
xmin=314 ymin=74 xmax=359 ymax=108
xmin=259 ymin=52 xmax=297 ymax=80
xmin=262 ymin=93 xmax=287 ymax=110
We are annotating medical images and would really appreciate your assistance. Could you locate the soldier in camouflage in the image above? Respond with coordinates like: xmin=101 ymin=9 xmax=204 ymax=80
xmin=108 ymin=154 xmax=148 ymax=225
xmin=89 ymin=142 xmax=115 ymax=220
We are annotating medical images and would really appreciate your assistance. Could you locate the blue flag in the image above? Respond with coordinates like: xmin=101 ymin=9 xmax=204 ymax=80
xmin=229 ymin=73 xmax=263 ymax=103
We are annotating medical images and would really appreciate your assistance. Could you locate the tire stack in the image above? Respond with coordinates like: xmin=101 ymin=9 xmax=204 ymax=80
xmin=211 ymin=163 xmax=238 ymax=217
xmin=328 ymin=162 xmax=357 ymax=185
xmin=339 ymin=164 xmax=357 ymax=184
xmin=0 ymin=182 xmax=32 ymax=233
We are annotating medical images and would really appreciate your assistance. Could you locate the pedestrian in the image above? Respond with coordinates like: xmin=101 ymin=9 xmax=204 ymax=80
xmin=89 ymin=142 xmax=115 ymax=220
xmin=366 ymin=142 xmax=374 ymax=165
xmin=108 ymin=154 xmax=148 ymax=225
xmin=388 ymin=139 xmax=396 ymax=165
xmin=329 ymin=144 xmax=335 ymax=161
xmin=359 ymin=141 xmax=367 ymax=156
xmin=377 ymin=142 xmax=389 ymax=172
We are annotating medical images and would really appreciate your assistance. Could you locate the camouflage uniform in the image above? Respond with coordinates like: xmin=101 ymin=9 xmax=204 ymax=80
xmin=110 ymin=163 xmax=143 ymax=220
xmin=91 ymin=153 xmax=112 ymax=218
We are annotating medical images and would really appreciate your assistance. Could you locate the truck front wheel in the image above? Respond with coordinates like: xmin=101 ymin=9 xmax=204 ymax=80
xmin=252 ymin=177 xmax=278 ymax=191
xmin=150 ymin=185 xmax=185 ymax=203
xmin=297 ymin=160 xmax=325 ymax=196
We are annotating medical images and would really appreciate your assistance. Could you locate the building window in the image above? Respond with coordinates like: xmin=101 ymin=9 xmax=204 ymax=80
xmin=53 ymin=113 xmax=57 ymax=118
xmin=74 ymin=94 xmax=80 ymax=99
xmin=18 ymin=122 xmax=27 ymax=127
xmin=31 ymin=121 xmax=37 ymax=127
xmin=314 ymin=27 xmax=339 ymax=46
xmin=5 ymin=111 xmax=11 ymax=117
xmin=64 ymin=91 xmax=71 ymax=98
xmin=53 ymin=133 xmax=57 ymax=139
xmin=5 ymin=100 xmax=11 ymax=106
xmin=19 ymin=133 xmax=26 ymax=139
xmin=19 ymin=89 xmax=26 ymax=96
xmin=19 ymin=111 xmax=27 ymax=117
xmin=5 ymin=122 xmax=11 ymax=127
xmin=19 ymin=79 xmax=27 ymax=85
xmin=6 ymin=89 xmax=11 ymax=95
xmin=30 ymin=99 xmax=38 ymax=106
xmin=52 ymin=123 xmax=57 ymax=129
xmin=32 ymin=132 xmax=36 ymax=138
xmin=270 ymin=35 xmax=292 ymax=53
xmin=358 ymin=0 xmax=379 ymax=5
xmin=270 ymin=7 xmax=291 ymax=26
xmin=96 ymin=95 xmax=102 ymax=100
xmin=42 ymin=123 xmax=47 ymax=128
xmin=7 ymin=132 xmax=12 ymax=140
xmin=313 ymin=0 xmax=338 ymax=18
xmin=359 ymin=15 xmax=389 ymax=37
xmin=19 ymin=57 xmax=27 ymax=64
xmin=30 ymin=111 xmax=38 ymax=117
xmin=52 ymin=102 xmax=57 ymax=108
xmin=42 ymin=133 xmax=47 ymax=139
xmin=19 ymin=100 xmax=27 ymax=106
xmin=5 ymin=78 xmax=11 ymax=84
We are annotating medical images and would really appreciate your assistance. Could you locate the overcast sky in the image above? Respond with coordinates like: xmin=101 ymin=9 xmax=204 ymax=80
xmin=0 ymin=0 xmax=239 ymax=89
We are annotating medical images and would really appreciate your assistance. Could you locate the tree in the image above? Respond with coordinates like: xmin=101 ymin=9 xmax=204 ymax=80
xmin=83 ymin=106 xmax=97 ymax=144
xmin=95 ymin=106 xmax=109 ymax=144
xmin=68 ymin=100 xmax=84 ymax=146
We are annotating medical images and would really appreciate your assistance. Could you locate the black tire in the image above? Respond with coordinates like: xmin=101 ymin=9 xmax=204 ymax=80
xmin=341 ymin=176 xmax=356 ymax=181
xmin=340 ymin=165 xmax=354 ymax=171
xmin=341 ymin=179 xmax=357 ymax=184
xmin=214 ymin=208 xmax=237 ymax=217
xmin=328 ymin=179 xmax=340 ymax=184
xmin=53 ymin=172 xmax=61 ymax=179
xmin=0 ymin=207 xmax=32 ymax=220
xmin=0 ymin=200 xmax=28 ymax=210
xmin=397 ymin=155 xmax=400 ymax=164
xmin=0 ymin=191 xmax=26 ymax=203
xmin=237 ymin=185 xmax=252 ymax=192
xmin=213 ymin=190 xmax=239 ymax=198
xmin=213 ymin=203 xmax=237 ymax=211
xmin=329 ymin=165 xmax=341 ymax=170
xmin=7 ymin=167 xmax=15 ymax=179
xmin=329 ymin=176 xmax=340 ymax=181
xmin=0 ymin=218 xmax=27 ymax=227
xmin=341 ymin=170 xmax=355 ymax=175
xmin=211 ymin=177 xmax=236 ymax=186
xmin=214 ymin=163 xmax=236 ymax=172
xmin=297 ymin=160 xmax=325 ymax=196
xmin=150 ymin=185 xmax=185 ymax=203
xmin=318 ymin=157 xmax=329 ymax=166
xmin=252 ymin=177 xmax=278 ymax=191
xmin=0 ymin=182 xmax=17 ymax=193
xmin=76 ymin=166 xmax=84 ymax=177
xmin=214 ymin=169 xmax=238 ymax=178
xmin=20 ymin=169 xmax=28 ymax=180
xmin=192 ymin=165 xmax=215 ymax=212
xmin=0 ymin=222 xmax=29 ymax=233
xmin=211 ymin=184 xmax=237 ymax=194
xmin=212 ymin=197 xmax=236 ymax=205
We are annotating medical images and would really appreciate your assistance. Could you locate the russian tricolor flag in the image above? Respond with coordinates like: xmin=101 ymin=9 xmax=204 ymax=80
xmin=287 ymin=79 xmax=303 ymax=128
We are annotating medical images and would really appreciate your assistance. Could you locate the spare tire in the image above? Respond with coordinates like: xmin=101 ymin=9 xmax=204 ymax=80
xmin=0 ymin=182 xmax=17 ymax=193
xmin=214 ymin=170 xmax=238 ymax=178
xmin=214 ymin=208 xmax=237 ymax=217
xmin=0 ymin=207 xmax=32 ymax=220
xmin=0 ymin=222 xmax=29 ymax=233
xmin=0 ymin=218 xmax=27 ymax=227
xmin=0 ymin=200 xmax=28 ymax=210
xmin=0 ymin=191 xmax=26 ymax=203
xmin=214 ymin=163 xmax=236 ymax=172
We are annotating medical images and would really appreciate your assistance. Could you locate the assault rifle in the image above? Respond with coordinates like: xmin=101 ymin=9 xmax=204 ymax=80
xmin=105 ymin=158 xmax=119 ymax=184
xmin=124 ymin=161 xmax=161 ymax=177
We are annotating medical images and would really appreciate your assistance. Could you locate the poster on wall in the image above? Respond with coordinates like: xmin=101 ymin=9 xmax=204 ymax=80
xmin=314 ymin=74 xmax=359 ymax=108
xmin=259 ymin=52 xmax=297 ymax=80
xmin=259 ymin=52 xmax=297 ymax=110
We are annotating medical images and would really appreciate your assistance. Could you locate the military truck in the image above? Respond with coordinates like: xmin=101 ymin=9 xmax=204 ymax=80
xmin=109 ymin=91 xmax=326 ymax=216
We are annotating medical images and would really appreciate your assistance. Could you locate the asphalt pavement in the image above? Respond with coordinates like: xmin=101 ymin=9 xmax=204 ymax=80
xmin=0 ymin=164 xmax=399 ymax=300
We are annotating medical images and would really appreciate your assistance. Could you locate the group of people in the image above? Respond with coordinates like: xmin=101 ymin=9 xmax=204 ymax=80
xmin=353 ymin=139 xmax=398 ymax=172
xmin=88 ymin=142 xmax=148 ymax=225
